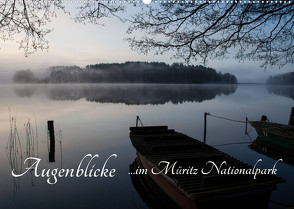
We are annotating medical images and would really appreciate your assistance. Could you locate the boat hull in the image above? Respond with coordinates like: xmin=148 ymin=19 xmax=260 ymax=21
xmin=129 ymin=126 xmax=284 ymax=209
xmin=249 ymin=121 xmax=294 ymax=151
xmin=135 ymin=152 xmax=274 ymax=209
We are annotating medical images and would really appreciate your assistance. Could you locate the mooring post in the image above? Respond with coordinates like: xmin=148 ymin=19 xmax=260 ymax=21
xmin=289 ymin=107 xmax=294 ymax=126
xmin=47 ymin=120 xmax=55 ymax=162
xmin=245 ymin=117 xmax=248 ymax=135
xmin=204 ymin=112 xmax=209 ymax=144
xmin=136 ymin=116 xmax=139 ymax=127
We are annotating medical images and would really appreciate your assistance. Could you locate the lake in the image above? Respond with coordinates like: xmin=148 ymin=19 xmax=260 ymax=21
xmin=0 ymin=84 xmax=293 ymax=209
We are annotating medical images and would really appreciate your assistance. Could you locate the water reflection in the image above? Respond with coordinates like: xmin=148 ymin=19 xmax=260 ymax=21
xmin=13 ymin=85 xmax=36 ymax=98
xmin=267 ymin=85 xmax=294 ymax=100
xmin=14 ymin=84 xmax=237 ymax=105
xmin=130 ymin=157 xmax=180 ymax=209
xmin=249 ymin=137 xmax=294 ymax=167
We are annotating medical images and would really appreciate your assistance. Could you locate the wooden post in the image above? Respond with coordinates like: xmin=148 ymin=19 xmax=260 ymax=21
xmin=289 ymin=107 xmax=294 ymax=126
xmin=260 ymin=115 xmax=267 ymax=122
xmin=245 ymin=117 xmax=248 ymax=135
xmin=47 ymin=121 xmax=55 ymax=162
xmin=204 ymin=112 xmax=209 ymax=144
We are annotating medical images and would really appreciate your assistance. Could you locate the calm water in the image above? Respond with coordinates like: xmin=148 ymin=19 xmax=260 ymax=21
xmin=0 ymin=84 xmax=293 ymax=209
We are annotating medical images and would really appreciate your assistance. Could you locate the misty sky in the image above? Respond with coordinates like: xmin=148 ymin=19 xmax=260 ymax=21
xmin=0 ymin=3 xmax=293 ymax=83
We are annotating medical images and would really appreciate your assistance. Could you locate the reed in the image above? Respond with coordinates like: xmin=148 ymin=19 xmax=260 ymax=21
xmin=6 ymin=112 xmax=23 ymax=199
xmin=24 ymin=118 xmax=39 ymax=187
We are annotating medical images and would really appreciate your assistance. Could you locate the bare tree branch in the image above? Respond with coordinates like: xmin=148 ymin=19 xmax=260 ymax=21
xmin=126 ymin=3 xmax=294 ymax=68
xmin=74 ymin=1 xmax=125 ymax=25
xmin=0 ymin=0 xmax=65 ymax=56
xmin=1 ymin=1 xmax=294 ymax=69
xmin=0 ymin=0 xmax=124 ymax=56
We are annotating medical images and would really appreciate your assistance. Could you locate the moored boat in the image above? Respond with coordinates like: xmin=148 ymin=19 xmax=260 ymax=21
xmin=129 ymin=126 xmax=284 ymax=209
xmin=249 ymin=108 xmax=294 ymax=154
xmin=249 ymin=121 xmax=294 ymax=142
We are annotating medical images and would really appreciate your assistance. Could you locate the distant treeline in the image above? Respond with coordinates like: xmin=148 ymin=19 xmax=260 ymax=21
xmin=267 ymin=72 xmax=294 ymax=84
xmin=13 ymin=62 xmax=237 ymax=84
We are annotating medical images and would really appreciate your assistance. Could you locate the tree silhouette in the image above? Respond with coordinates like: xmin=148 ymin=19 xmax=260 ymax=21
xmin=13 ymin=69 xmax=37 ymax=83
xmin=0 ymin=1 xmax=64 ymax=56
xmin=127 ymin=3 xmax=294 ymax=68
xmin=13 ymin=62 xmax=237 ymax=84
xmin=2 ymin=2 xmax=294 ymax=68
xmin=0 ymin=1 xmax=122 ymax=55
xmin=74 ymin=1 xmax=124 ymax=25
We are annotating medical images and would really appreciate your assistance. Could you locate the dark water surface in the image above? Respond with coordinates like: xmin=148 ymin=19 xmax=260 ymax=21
xmin=0 ymin=84 xmax=293 ymax=209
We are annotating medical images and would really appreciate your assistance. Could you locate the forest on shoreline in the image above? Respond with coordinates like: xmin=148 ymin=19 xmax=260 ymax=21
xmin=267 ymin=72 xmax=294 ymax=85
xmin=13 ymin=62 xmax=238 ymax=84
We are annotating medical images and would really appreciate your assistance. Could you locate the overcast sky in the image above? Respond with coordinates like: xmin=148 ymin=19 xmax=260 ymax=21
xmin=0 ymin=3 xmax=293 ymax=83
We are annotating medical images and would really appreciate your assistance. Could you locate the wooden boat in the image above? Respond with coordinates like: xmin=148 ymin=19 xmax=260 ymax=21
xmin=129 ymin=126 xmax=284 ymax=209
xmin=249 ymin=108 xmax=294 ymax=164
xmin=249 ymin=120 xmax=294 ymax=150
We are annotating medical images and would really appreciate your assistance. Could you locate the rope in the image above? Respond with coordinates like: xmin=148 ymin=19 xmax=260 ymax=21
xmin=208 ymin=113 xmax=246 ymax=124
